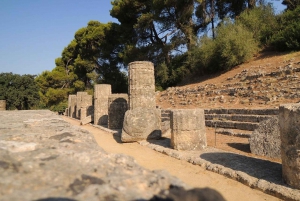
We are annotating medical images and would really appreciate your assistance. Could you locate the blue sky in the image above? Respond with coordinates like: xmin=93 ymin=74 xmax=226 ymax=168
xmin=0 ymin=0 xmax=285 ymax=76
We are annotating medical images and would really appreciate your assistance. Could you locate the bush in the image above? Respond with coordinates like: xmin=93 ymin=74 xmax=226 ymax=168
xmin=270 ymin=6 xmax=300 ymax=51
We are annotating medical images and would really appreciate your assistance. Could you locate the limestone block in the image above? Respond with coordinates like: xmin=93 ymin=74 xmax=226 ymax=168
xmin=171 ymin=109 xmax=207 ymax=151
xmin=249 ymin=117 xmax=281 ymax=159
xmin=128 ymin=61 xmax=156 ymax=110
xmin=108 ymin=94 xmax=128 ymax=129
xmin=68 ymin=95 xmax=77 ymax=118
xmin=279 ymin=104 xmax=300 ymax=189
xmin=80 ymin=115 xmax=92 ymax=125
xmin=76 ymin=92 xmax=88 ymax=119
xmin=121 ymin=108 xmax=161 ymax=142
xmin=0 ymin=100 xmax=6 ymax=111
xmin=94 ymin=84 xmax=111 ymax=125
xmin=64 ymin=108 xmax=68 ymax=116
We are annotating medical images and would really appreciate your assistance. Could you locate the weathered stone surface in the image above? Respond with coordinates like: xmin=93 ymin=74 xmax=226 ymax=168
xmin=249 ymin=117 xmax=281 ymax=159
xmin=0 ymin=110 xmax=187 ymax=201
xmin=79 ymin=95 xmax=93 ymax=121
xmin=279 ymin=104 xmax=300 ymax=189
xmin=171 ymin=109 xmax=207 ymax=151
xmin=0 ymin=100 xmax=6 ymax=110
xmin=108 ymin=94 xmax=128 ymax=129
xmin=80 ymin=115 xmax=92 ymax=125
xmin=94 ymin=84 xmax=111 ymax=125
xmin=122 ymin=108 xmax=161 ymax=142
xmin=68 ymin=95 xmax=77 ymax=118
xmin=76 ymin=92 xmax=88 ymax=119
xmin=128 ymin=61 xmax=156 ymax=110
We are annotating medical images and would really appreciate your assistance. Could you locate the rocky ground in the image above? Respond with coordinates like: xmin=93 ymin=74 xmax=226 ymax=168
xmin=1 ymin=110 xmax=216 ymax=201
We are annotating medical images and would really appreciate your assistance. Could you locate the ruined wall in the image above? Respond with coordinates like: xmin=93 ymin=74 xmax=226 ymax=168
xmin=128 ymin=61 xmax=156 ymax=110
xmin=76 ymin=92 xmax=88 ymax=119
xmin=108 ymin=94 xmax=128 ymax=129
xmin=80 ymin=95 xmax=93 ymax=120
xmin=68 ymin=95 xmax=77 ymax=118
xmin=94 ymin=84 xmax=111 ymax=125
xmin=0 ymin=100 xmax=6 ymax=111
xmin=279 ymin=103 xmax=300 ymax=189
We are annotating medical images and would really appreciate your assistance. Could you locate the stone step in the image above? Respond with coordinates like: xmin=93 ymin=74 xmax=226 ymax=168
xmin=215 ymin=128 xmax=252 ymax=138
xmin=204 ymin=108 xmax=278 ymax=115
xmin=205 ymin=114 xmax=272 ymax=123
xmin=205 ymin=120 xmax=259 ymax=131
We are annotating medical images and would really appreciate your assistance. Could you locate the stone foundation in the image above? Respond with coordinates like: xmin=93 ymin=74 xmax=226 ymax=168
xmin=94 ymin=84 xmax=111 ymax=125
xmin=108 ymin=94 xmax=128 ymax=129
xmin=171 ymin=109 xmax=207 ymax=151
xmin=0 ymin=100 xmax=6 ymax=111
xmin=68 ymin=95 xmax=77 ymax=118
xmin=279 ymin=103 xmax=300 ymax=189
xmin=128 ymin=61 xmax=156 ymax=110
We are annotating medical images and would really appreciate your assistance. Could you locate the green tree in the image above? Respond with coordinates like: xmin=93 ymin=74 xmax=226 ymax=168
xmin=0 ymin=73 xmax=40 ymax=110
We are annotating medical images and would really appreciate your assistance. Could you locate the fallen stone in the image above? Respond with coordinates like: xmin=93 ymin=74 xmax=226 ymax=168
xmin=121 ymin=108 xmax=161 ymax=142
xmin=80 ymin=115 xmax=92 ymax=125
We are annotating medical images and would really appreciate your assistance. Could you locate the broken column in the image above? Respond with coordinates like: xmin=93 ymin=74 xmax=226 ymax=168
xmin=0 ymin=100 xmax=6 ymax=111
xmin=279 ymin=103 xmax=300 ymax=189
xmin=68 ymin=95 xmax=77 ymax=118
xmin=121 ymin=61 xmax=161 ymax=142
xmin=94 ymin=84 xmax=111 ymax=126
xmin=76 ymin=92 xmax=88 ymax=119
xmin=108 ymin=94 xmax=128 ymax=129
xmin=80 ymin=95 xmax=93 ymax=125
xmin=171 ymin=109 xmax=207 ymax=151
xmin=128 ymin=61 xmax=156 ymax=110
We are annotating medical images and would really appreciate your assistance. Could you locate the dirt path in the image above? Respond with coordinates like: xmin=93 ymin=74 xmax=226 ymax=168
xmin=62 ymin=117 xmax=281 ymax=201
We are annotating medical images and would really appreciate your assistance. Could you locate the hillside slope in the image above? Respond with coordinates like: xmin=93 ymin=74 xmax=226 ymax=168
xmin=156 ymin=51 xmax=300 ymax=109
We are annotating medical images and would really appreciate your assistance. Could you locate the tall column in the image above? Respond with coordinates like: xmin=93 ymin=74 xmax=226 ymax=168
xmin=279 ymin=103 xmax=300 ymax=189
xmin=76 ymin=92 xmax=88 ymax=119
xmin=94 ymin=84 xmax=111 ymax=126
xmin=68 ymin=95 xmax=77 ymax=118
xmin=128 ymin=61 xmax=156 ymax=110
xmin=0 ymin=100 xmax=6 ymax=111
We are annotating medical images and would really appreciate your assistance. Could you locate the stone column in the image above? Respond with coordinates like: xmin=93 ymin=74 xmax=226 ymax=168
xmin=94 ymin=84 xmax=111 ymax=126
xmin=171 ymin=109 xmax=207 ymax=151
xmin=76 ymin=92 xmax=88 ymax=119
xmin=128 ymin=61 xmax=156 ymax=110
xmin=68 ymin=95 xmax=77 ymax=118
xmin=0 ymin=100 xmax=6 ymax=111
xmin=279 ymin=104 xmax=300 ymax=189
xmin=108 ymin=94 xmax=128 ymax=129
xmin=80 ymin=95 xmax=93 ymax=120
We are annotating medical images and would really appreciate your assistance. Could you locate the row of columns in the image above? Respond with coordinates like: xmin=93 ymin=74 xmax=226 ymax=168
xmin=65 ymin=61 xmax=300 ymax=190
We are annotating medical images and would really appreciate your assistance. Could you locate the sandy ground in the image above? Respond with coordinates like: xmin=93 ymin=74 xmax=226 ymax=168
xmin=62 ymin=116 xmax=281 ymax=201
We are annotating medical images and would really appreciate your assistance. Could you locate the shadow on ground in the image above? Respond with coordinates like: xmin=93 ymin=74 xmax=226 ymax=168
xmin=227 ymin=142 xmax=251 ymax=153
xmin=200 ymin=152 xmax=283 ymax=185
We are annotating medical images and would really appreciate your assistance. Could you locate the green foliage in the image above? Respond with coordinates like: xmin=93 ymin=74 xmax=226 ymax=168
xmin=190 ymin=20 xmax=259 ymax=74
xmin=269 ymin=6 xmax=300 ymax=51
xmin=0 ymin=73 xmax=40 ymax=110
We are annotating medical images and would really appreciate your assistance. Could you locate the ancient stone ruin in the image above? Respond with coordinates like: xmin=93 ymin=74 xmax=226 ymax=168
xmin=0 ymin=100 xmax=6 ymax=111
xmin=76 ymin=91 xmax=88 ymax=119
xmin=128 ymin=61 xmax=156 ymax=110
xmin=171 ymin=109 xmax=207 ymax=151
xmin=279 ymin=103 xmax=300 ymax=190
xmin=121 ymin=61 xmax=161 ymax=142
xmin=249 ymin=116 xmax=281 ymax=159
xmin=108 ymin=94 xmax=128 ymax=129
xmin=68 ymin=95 xmax=77 ymax=118
xmin=94 ymin=84 xmax=111 ymax=126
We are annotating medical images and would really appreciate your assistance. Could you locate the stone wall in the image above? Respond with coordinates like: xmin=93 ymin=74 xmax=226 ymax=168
xmin=171 ymin=109 xmax=207 ymax=151
xmin=76 ymin=92 xmax=88 ymax=119
xmin=279 ymin=103 xmax=300 ymax=189
xmin=0 ymin=100 xmax=6 ymax=110
xmin=94 ymin=84 xmax=111 ymax=125
xmin=128 ymin=61 xmax=156 ymax=110
xmin=108 ymin=94 xmax=128 ymax=129
xmin=68 ymin=95 xmax=77 ymax=118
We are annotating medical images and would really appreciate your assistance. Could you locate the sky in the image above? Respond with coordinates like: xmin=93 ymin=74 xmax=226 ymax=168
xmin=0 ymin=0 xmax=286 ymax=76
